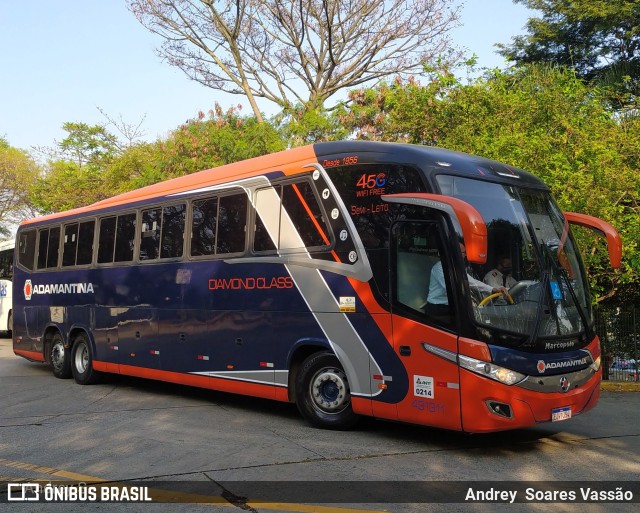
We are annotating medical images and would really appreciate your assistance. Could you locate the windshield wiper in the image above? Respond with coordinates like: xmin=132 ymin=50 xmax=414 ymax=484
xmin=527 ymin=262 xmax=549 ymax=346
xmin=541 ymin=242 xmax=592 ymax=339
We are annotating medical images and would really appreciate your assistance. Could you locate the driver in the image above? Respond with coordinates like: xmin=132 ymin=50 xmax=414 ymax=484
xmin=425 ymin=243 xmax=509 ymax=316
xmin=484 ymin=256 xmax=518 ymax=290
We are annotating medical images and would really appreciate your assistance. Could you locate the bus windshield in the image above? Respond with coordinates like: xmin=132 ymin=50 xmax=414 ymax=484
xmin=436 ymin=175 xmax=591 ymax=339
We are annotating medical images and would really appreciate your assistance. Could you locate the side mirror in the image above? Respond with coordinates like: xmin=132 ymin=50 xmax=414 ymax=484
xmin=382 ymin=193 xmax=488 ymax=264
xmin=563 ymin=212 xmax=622 ymax=269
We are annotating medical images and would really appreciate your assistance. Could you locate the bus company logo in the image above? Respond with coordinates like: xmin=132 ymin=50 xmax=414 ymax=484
xmin=559 ymin=376 xmax=571 ymax=392
xmin=537 ymin=357 xmax=589 ymax=374
xmin=24 ymin=281 xmax=95 ymax=300
xmin=24 ymin=280 xmax=33 ymax=300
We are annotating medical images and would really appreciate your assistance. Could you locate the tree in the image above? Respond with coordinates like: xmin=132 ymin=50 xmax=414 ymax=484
xmin=153 ymin=103 xmax=286 ymax=178
xmin=31 ymin=123 xmax=123 ymax=213
xmin=128 ymin=0 xmax=461 ymax=119
xmin=0 ymin=138 xmax=39 ymax=236
xmin=56 ymin=122 xmax=120 ymax=168
xmin=498 ymin=0 xmax=640 ymax=103
xmin=342 ymin=64 xmax=640 ymax=304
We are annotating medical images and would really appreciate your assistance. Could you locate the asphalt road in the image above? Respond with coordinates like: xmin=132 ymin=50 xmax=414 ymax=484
xmin=0 ymin=336 xmax=638 ymax=513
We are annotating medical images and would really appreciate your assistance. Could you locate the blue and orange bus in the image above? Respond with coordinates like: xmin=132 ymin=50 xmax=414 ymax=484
xmin=12 ymin=141 xmax=621 ymax=432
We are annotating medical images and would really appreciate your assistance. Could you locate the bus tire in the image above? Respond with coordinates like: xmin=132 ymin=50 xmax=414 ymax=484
xmin=49 ymin=332 xmax=72 ymax=379
xmin=71 ymin=333 xmax=102 ymax=385
xmin=295 ymin=351 xmax=358 ymax=430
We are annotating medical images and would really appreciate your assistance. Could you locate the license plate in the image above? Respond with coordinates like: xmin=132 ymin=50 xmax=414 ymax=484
xmin=551 ymin=406 xmax=572 ymax=422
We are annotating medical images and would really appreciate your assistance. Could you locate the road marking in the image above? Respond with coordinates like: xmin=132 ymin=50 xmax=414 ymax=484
xmin=0 ymin=457 xmax=389 ymax=513
xmin=0 ymin=457 xmax=107 ymax=482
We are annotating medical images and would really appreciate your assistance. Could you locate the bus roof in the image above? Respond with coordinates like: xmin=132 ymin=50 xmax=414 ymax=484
xmin=19 ymin=141 xmax=546 ymax=227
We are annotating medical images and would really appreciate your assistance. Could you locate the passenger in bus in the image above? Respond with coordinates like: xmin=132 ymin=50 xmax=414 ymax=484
xmin=483 ymin=256 xmax=518 ymax=290
xmin=425 ymin=244 xmax=508 ymax=317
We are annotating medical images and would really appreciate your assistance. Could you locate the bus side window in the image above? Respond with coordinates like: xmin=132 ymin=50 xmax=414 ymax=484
xmin=37 ymin=226 xmax=60 ymax=270
xmin=253 ymin=211 xmax=277 ymax=252
xmin=392 ymin=221 xmax=453 ymax=327
xmin=76 ymin=220 xmax=95 ymax=266
xmin=114 ymin=213 xmax=136 ymax=263
xmin=140 ymin=208 xmax=162 ymax=261
xmin=18 ymin=230 xmax=37 ymax=271
xmin=253 ymin=179 xmax=330 ymax=253
xmin=99 ymin=213 xmax=136 ymax=264
xmin=62 ymin=220 xmax=95 ymax=267
xmin=98 ymin=217 xmax=117 ymax=264
xmin=191 ymin=197 xmax=218 ymax=257
xmin=160 ymin=204 xmax=186 ymax=259
xmin=62 ymin=223 xmax=79 ymax=267
xmin=280 ymin=181 xmax=329 ymax=249
xmin=0 ymin=248 xmax=12 ymax=279
xmin=217 ymin=194 xmax=247 ymax=254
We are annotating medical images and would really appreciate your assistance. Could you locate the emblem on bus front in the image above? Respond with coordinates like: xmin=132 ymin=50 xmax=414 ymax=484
xmin=24 ymin=280 xmax=33 ymax=301
xmin=559 ymin=376 xmax=570 ymax=392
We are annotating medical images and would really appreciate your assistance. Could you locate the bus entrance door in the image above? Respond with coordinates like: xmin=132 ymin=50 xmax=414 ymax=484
xmin=390 ymin=219 xmax=463 ymax=430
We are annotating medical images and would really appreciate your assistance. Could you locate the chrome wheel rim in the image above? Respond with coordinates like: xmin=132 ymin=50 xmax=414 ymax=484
xmin=309 ymin=367 xmax=350 ymax=414
xmin=51 ymin=340 xmax=65 ymax=371
xmin=74 ymin=343 xmax=89 ymax=374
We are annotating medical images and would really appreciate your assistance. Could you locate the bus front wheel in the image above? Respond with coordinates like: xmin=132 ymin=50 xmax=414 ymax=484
xmin=49 ymin=332 xmax=72 ymax=379
xmin=295 ymin=351 xmax=358 ymax=430
xmin=71 ymin=333 xmax=102 ymax=385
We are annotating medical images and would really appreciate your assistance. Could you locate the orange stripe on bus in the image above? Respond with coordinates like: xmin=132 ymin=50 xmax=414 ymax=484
xmin=13 ymin=349 xmax=45 ymax=362
xmin=96 ymin=362 xmax=285 ymax=402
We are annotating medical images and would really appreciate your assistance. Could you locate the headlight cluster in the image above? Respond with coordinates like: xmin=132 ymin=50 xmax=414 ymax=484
xmin=458 ymin=354 xmax=526 ymax=386
xmin=590 ymin=355 xmax=601 ymax=372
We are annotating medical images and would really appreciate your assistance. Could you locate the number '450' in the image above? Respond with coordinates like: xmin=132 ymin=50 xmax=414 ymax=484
xmin=356 ymin=173 xmax=386 ymax=189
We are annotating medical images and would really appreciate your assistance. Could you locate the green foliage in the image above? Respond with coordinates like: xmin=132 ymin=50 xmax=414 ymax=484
xmin=30 ymin=107 xmax=288 ymax=215
xmin=343 ymin=64 xmax=640 ymax=304
xmin=276 ymin=104 xmax=352 ymax=147
xmin=155 ymin=104 xmax=286 ymax=178
xmin=499 ymin=0 xmax=640 ymax=104
xmin=105 ymin=142 xmax=165 ymax=191
xmin=30 ymin=160 xmax=91 ymax=213
xmin=58 ymin=122 xmax=120 ymax=167
xmin=0 ymin=142 xmax=39 ymax=233
xmin=31 ymin=123 xmax=124 ymax=213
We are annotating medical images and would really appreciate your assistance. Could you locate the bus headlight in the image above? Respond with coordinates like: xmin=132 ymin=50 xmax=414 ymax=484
xmin=590 ymin=356 xmax=601 ymax=372
xmin=458 ymin=355 xmax=526 ymax=386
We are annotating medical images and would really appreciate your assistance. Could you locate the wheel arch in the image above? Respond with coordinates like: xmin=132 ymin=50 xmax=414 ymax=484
xmin=286 ymin=338 xmax=334 ymax=403
xmin=42 ymin=324 xmax=64 ymax=364
xmin=68 ymin=325 xmax=95 ymax=351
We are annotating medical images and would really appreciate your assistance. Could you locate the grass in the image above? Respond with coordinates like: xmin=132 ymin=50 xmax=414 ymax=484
xmin=601 ymin=380 xmax=640 ymax=392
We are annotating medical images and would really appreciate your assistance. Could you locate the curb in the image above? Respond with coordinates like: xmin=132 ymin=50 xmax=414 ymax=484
xmin=601 ymin=381 xmax=640 ymax=392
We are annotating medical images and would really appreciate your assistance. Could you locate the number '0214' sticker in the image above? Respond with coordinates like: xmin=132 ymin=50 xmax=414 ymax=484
xmin=413 ymin=375 xmax=434 ymax=398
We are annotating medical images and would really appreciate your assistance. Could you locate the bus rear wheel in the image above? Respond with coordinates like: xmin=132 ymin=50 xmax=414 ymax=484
xmin=295 ymin=351 xmax=358 ymax=430
xmin=49 ymin=332 xmax=71 ymax=379
xmin=71 ymin=333 xmax=102 ymax=385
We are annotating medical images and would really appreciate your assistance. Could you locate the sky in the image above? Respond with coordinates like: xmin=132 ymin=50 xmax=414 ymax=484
xmin=0 ymin=1 xmax=532 ymax=153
